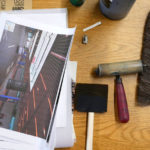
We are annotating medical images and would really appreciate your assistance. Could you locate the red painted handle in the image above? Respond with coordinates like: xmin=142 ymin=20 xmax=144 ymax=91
xmin=115 ymin=76 xmax=129 ymax=123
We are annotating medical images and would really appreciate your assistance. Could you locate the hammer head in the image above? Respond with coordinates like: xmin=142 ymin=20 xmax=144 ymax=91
xmin=95 ymin=60 xmax=143 ymax=77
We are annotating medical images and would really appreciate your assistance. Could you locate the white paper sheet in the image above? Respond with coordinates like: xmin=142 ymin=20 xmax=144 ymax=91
xmin=0 ymin=12 xmax=75 ymax=42
xmin=0 ymin=8 xmax=76 ymax=150
xmin=55 ymin=61 xmax=77 ymax=148
xmin=0 ymin=127 xmax=47 ymax=150
xmin=7 ymin=8 xmax=68 ymax=28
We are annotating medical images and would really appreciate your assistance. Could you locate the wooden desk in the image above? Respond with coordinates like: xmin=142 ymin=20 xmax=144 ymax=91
xmin=33 ymin=0 xmax=150 ymax=149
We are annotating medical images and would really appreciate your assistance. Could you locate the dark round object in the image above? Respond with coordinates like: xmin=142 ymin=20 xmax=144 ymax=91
xmin=99 ymin=0 xmax=136 ymax=20
xmin=70 ymin=0 xmax=85 ymax=6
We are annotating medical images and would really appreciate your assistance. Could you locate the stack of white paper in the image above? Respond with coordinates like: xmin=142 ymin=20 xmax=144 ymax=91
xmin=0 ymin=8 xmax=76 ymax=150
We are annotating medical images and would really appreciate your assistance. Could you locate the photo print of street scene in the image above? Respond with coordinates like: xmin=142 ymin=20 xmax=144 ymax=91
xmin=0 ymin=21 xmax=73 ymax=139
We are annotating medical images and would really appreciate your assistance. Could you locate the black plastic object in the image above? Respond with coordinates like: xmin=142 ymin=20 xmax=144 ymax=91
xmin=99 ymin=0 xmax=136 ymax=20
xmin=6 ymin=79 xmax=28 ymax=92
xmin=75 ymin=83 xmax=108 ymax=113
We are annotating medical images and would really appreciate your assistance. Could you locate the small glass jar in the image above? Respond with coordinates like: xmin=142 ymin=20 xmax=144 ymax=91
xmin=70 ymin=0 xmax=85 ymax=6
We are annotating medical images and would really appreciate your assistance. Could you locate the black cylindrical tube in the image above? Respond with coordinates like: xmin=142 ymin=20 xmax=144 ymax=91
xmin=6 ymin=79 xmax=28 ymax=92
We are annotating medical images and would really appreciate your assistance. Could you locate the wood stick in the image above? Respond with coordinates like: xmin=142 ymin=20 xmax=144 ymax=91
xmin=86 ymin=112 xmax=94 ymax=150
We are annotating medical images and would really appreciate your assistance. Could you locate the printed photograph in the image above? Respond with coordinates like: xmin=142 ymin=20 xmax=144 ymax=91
xmin=0 ymin=20 xmax=73 ymax=139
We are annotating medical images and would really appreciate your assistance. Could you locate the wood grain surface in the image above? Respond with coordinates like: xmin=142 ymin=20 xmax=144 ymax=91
xmin=33 ymin=0 xmax=150 ymax=150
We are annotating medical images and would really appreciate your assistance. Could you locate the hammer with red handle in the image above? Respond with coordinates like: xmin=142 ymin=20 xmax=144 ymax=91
xmin=95 ymin=60 xmax=143 ymax=123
